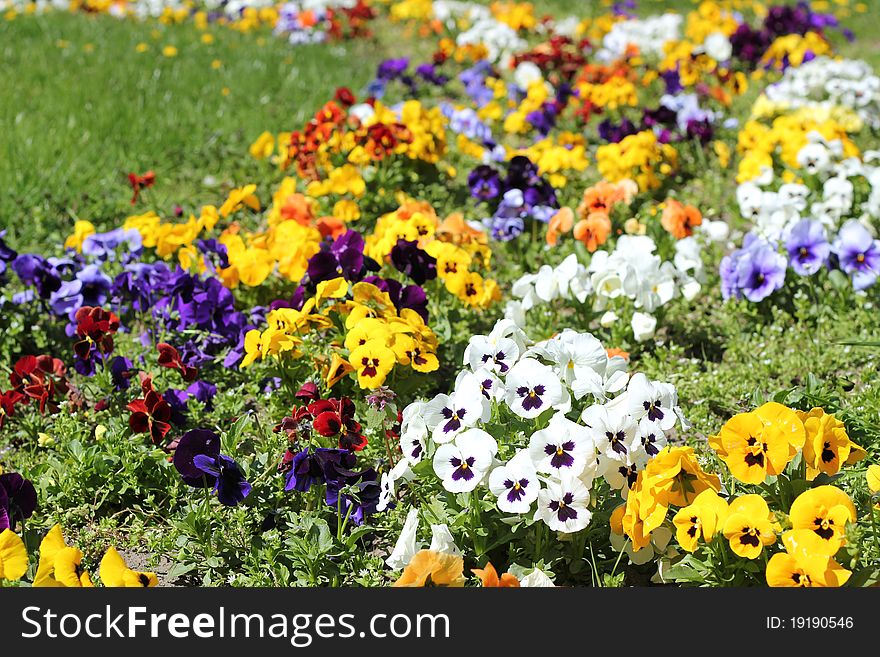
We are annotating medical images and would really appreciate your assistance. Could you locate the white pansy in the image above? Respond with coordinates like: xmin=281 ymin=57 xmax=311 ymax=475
xmin=534 ymin=474 xmax=592 ymax=533
xmin=425 ymin=372 xmax=487 ymax=444
xmin=504 ymin=358 xmax=565 ymax=419
xmin=631 ymin=311 xmax=657 ymax=342
xmin=488 ymin=449 xmax=541 ymax=514
xmin=582 ymin=403 xmax=639 ymax=463
xmin=528 ymin=412 xmax=594 ymax=476
xmin=429 ymin=524 xmax=461 ymax=555
xmin=432 ymin=428 xmax=498 ymax=493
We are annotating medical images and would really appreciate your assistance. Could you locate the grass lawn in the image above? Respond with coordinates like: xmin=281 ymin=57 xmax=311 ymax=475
xmin=0 ymin=12 xmax=405 ymax=250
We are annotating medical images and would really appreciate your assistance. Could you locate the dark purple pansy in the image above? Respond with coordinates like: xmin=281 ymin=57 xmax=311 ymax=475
xmin=390 ymin=239 xmax=437 ymax=285
xmin=467 ymin=165 xmax=501 ymax=202
xmin=110 ymin=356 xmax=136 ymax=391
xmin=173 ymin=429 xmax=251 ymax=507
xmin=0 ymin=473 xmax=38 ymax=531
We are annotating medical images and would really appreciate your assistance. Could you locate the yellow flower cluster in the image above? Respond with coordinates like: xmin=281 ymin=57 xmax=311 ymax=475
xmin=490 ymin=1 xmax=536 ymax=31
xmin=124 ymin=206 xmax=219 ymax=261
xmin=709 ymin=403 xmax=866 ymax=484
xmin=622 ymin=446 xmax=722 ymax=552
xmin=0 ymin=524 xmax=157 ymax=587
xmin=684 ymin=1 xmax=739 ymax=43
xmin=669 ymin=484 xmax=857 ymax=587
xmin=356 ymin=100 xmax=448 ymax=166
xmin=511 ymin=132 xmax=589 ymax=189
xmin=305 ymin=164 xmax=367 ymax=198
xmin=760 ymin=32 xmax=832 ymax=71
xmin=576 ymin=76 xmax=638 ymax=110
xmin=735 ymin=111 xmax=860 ymax=182
xmin=503 ymin=79 xmax=552 ymax=134
xmin=389 ymin=0 xmax=434 ymax=22
xmin=241 ymin=278 xmax=440 ymax=390
xmin=365 ymin=199 xmax=501 ymax=309
xmin=596 ymin=130 xmax=678 ymax=191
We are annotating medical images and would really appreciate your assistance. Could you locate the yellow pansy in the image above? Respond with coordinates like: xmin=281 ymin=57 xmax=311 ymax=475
xmin=0 ymin=529 xmax=28 ymax=582
xmin=34 ymin=525 xmax=94 ymax=588
xmin=99 ymin=547 xmax=158 ymax=587
xmin=219 ymin=184 xmax=260 ymax=218
xmin=249 ymin=131 xmax=275 ymax=160
xmin=64 ymin=220 xmax=96 ymax=252
xmin=672 ymin=489 xmax=729 ymax=552
xmin=722 ymin=495 xmax=776 ymax=559
xmin=349 ymin=340 xmax=396 ymax=389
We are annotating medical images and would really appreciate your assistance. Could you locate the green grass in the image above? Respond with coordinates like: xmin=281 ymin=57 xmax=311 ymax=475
xmin=0 ymin=12 xmax=398 ymax=250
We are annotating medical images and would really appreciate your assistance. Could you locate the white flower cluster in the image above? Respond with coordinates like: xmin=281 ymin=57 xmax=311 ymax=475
xmin=738 ymin=133 xmax=880 ymax=241
xmin=505 ymin=235 xmax=712 ymax=342
xmin=596 ymin=13 xmax=682 ymax=62
xmin=432 ymin=0 xmax=526 ymax=64
xmin=764 ymin=57 xmax=880 ymax=129
xmin=389 ymin=319 xmax=684 ymax=535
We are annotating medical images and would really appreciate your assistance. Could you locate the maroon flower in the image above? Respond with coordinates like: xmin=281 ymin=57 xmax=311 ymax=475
xmin=334 ymin=86 xmax=356 ymax=107
xmin=156 ymin=343 xmax=198 ymax=383
xmin=74 ymin=306 xmax=120 ymax=362
xmin=295 ymin=381 xmax=320 ymax=402
xmin=127 ymin=377 xmax=172 ymax=445
xmin=10 ymin=355 xmax=68 ymax=414
xmin=0 ymin=390 xmax=25 ymax=430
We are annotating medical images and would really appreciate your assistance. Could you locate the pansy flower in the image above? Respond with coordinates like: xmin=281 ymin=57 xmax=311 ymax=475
xmin=504 ymin=358 xmax=564 ymax=419
xmin=582 ymin=403 xmax=638 ymax=462
xmin=472 ymin=562 xmax=520 ymax=588
xmin=425 ymin=373 xmax=486 ymax=444
xmin=397 ymin=401 xmax=428 ymax=462
xmin=626 ymin=373 xmax=678 ymax=431
xmin=33 ymin=525 xmax=94 ymax=588
xmin=73 ymin=306 xmax=120 ymax=375
xmin=10 ymin=355 xmax=69 ymax=415
xmin=788 ymin=485 xmax=856 ymax=555
xmin=99 ymin=547 xmax=158 ymax=587
xmin=766 ymin=529 xmax=851 ymax=588
xmin=672 ymin=489 xmax=729 ymax=553
xmin=126 ymin=378 xmax=172 ymax=445
xmin=0 ymin=390 xmax=25 ymax=430
xmin=0 ymin=473 xmax=37 ymax=532
xmin=785 ymin=219 xmax=830 ymax=276
xmin=488 ymin=450 xmax=540 ymax=514
xmin=349 ymin=339 xmax=396 ymax=389
xmin=390 ymin=239 xmax=437 ymax=285
xmin=535 ymin=474 xmax=592 ymax=533
xmin=721 ymin=494 xmax=776 ymax=559
xmin=832 ymin=220 xmax=880 ymax=290
xmin=393 ymin=550 xmax=465 ymax=587
xmin=709 ymin=402 xmax=804 ymax=484
xmin=173 ymin=429 xmax=252 ymax=507
xmin=465 ymin=334 xmax=519 ymax=375
xmin=157 ymin=343 xmax=199 ymax=382
xmin=528 ymin=412 xmax=592 ymax=476
xmin=797 ymin=408 xmax=865 ymax=479
xmin=432 ymin=428 xmax=498 ymax=494
xmin=0 ymin=529 xmax=28 ymax=582
xmin=634 ymin=421 xmax=668 ymax=464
